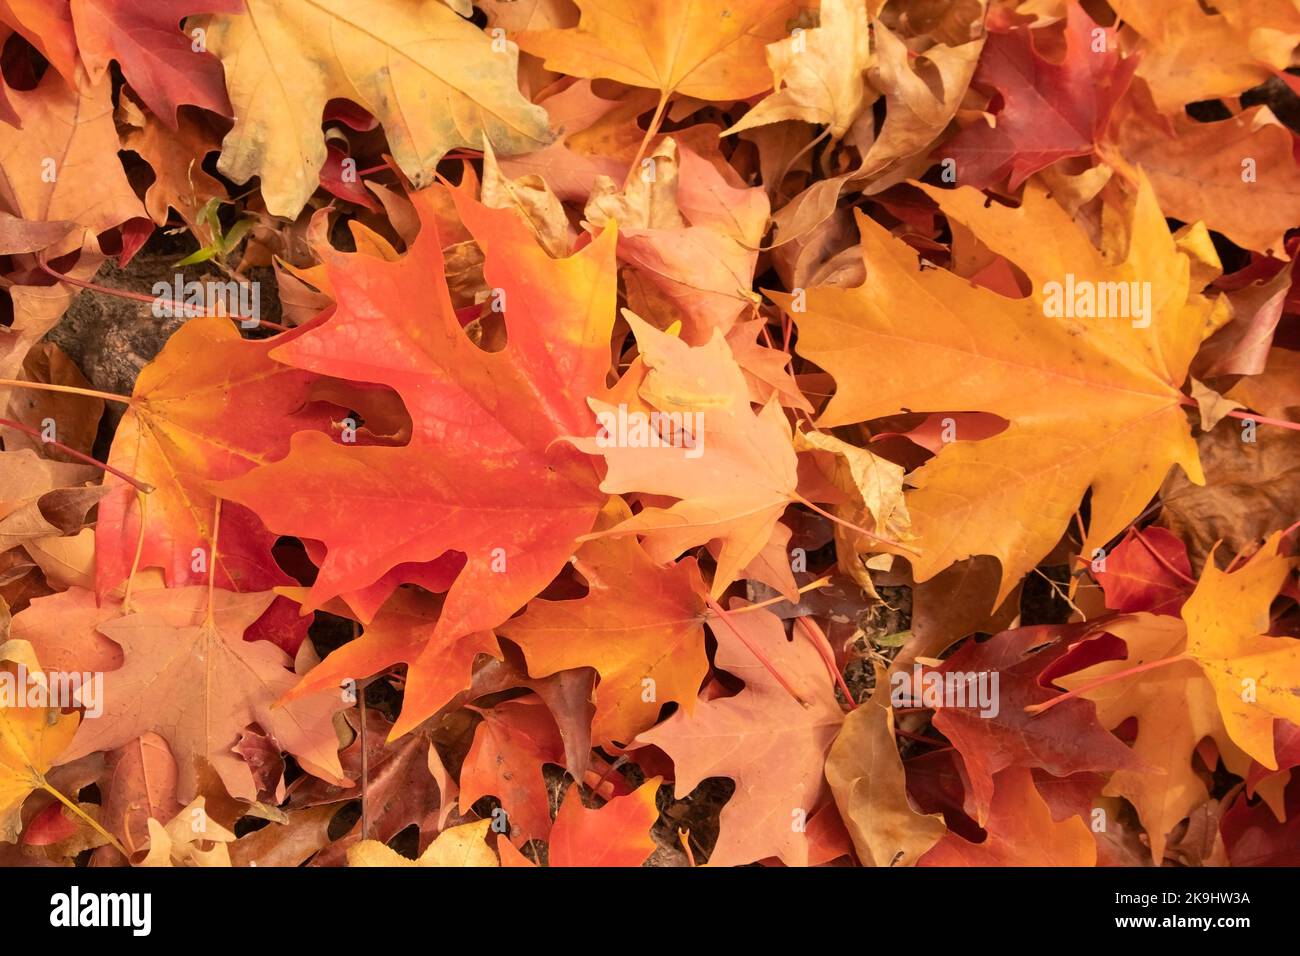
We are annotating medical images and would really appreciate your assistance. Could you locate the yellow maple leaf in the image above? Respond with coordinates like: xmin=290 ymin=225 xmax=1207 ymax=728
xmin=0 ymin=654 xmax=81 ymax=843
xmin=780 ymin=174 xmax=1230 ymax=600
xmin=1053 ymin=533 xmax=1297 ymax=862
xmin=347 ymin=819 xmax=498 ymax=867
xmin=194 ymin=0 xmax=552 ymax=217
xmin=518 ymin=0 xmax=799 ymax=103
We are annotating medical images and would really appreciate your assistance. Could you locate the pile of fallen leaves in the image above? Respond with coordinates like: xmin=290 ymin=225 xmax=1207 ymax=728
xmin=1 ymin=0 xmax=1299 ymax=869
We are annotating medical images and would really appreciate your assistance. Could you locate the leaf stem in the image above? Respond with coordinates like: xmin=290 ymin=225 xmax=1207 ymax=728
xmin=627 ymin=90 xmax=671 ymax=187
xmin=40 ymin=780 xmax=128 ymax=857
xmin=1220 ymin=408 xmax=1300 ymax=432
xmin=1072 ymin=509 xmax=1088 ymax=547
xmin=589 ymin=753 xmax=629 ymax=800
xmin=0 ymin=378 xmax=132 ymax=406
xmin=1179 ymin=395 xmax=1300 ymax=433
xmin=724 ymin=575 xmax=833 ymax=614
xmin=704 ymin=595 xmax=808 ymax=708
xmin=1024 ymin=652 xmax=1192 ymax=716
xmin=0 ymin=416 xmax=153 ymax=492
xmin=205 ymin=498 xmax=222 ymax=627
xmin=795 ymin=616 xmax=857 ymax=710
xmin=1132 ymin=529 xmax=1197 ymax=585
xmin=678 ymin=828 xmax=696 ymax=866
xmin=1224 ymin=547 xmax=1251 ymax=574
xmin=121 ymin=489 xmax=149 ymax=614
xmin=36 ymin=259 xmax=290 ymax=332
xmin=357 ymin=633 xmax=370 ymax=842
xmin=792 ymin=493 xmax=921 ymax=556
xmin=774 ymin=126 xmax=830 ymax=199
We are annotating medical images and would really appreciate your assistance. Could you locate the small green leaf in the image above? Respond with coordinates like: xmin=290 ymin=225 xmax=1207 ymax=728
xmin=873 ymin=629 xmax=911 ymax=648
xmin=176 ymin=245 xmax=219 ymax=267
xmin=196 ymin=196 xmax=223 ymax=231
xmin=221 ymin=218 xmax=254 ymax=252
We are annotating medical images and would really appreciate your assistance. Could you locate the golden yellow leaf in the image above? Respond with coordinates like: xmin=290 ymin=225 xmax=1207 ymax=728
xmin=781 ymin=174 xmax=1229 ymax=601
xmin=347 ymin=820 xmax=498 ymax=867
xmin=724 ymin=0 xmax=874 ymax=139
xmin=194 ymin=0 xmax=552 ymax=217
xmin=0 ymin=657 xmax=80 ymax=843
xmin=518 ymin=0 xmax=799 ymax=102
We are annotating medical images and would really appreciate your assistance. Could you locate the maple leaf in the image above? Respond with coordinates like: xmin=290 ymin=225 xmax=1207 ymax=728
xmin=940 ymin=4 xmax=1136 ymax=189
xmin=1112 ymin=0 xmax=1300 ymax=113
xmin=480 ymin=138 xmax=573 ymax=258
xmin=459 ymin=696 xmax=565 ymax=845
xmin=3 ymin=0 xmax=1298 ymax=877
xmin=583 ymin=138 xmax=767 ymax=343
xmin=0 ymin=0 xmax=80 ymax=84
xmin=1181 ymin=539 xmax=1299 ymax=765
xmin=548 ymin=777 xmax=660 ymax=867
xmin=117 ymin=93 xmax=226 ymax=228
xmin=1245 ymin=721 xmax=1300 ymax=818
xmin=1103 ymin=81 xmax=1300 ymax=257
xmin=228 ymin=805 xmax=339 ymax=868
xmin=0 ymin=432 xmax=99 ymax=502
xmin=96 ymin=316 xmax=329 ymax=598
xmin=219 ymin=187 xmax=616 ymax=736
xmin=1093 ymin=526 xmax=1194 ymax=615
xmin=3 ymin=344 xmax=104 ymax=466
xmin=8 ymin=587 xmax=122 ymax=680
xmin=499 ymin=498 xmax=710 ymax=748
xmin=493 ymin=80 xmax=646 ymax=202
xmin=639 ymin=606 xmax=843 ymax=867
xmin=796 ymin=429 xmax=913 ymax=589
xmin=1159 ymin=419 xmax=1300 ymax=571
xmin=0 ymin=230 xmax=103 ymax=381
xmin=69 ymin=0 xmax=240 ymax=125
xmin=1198 ymin=269 xmax=1294 ymax=381
xmin=918 ymin=767 xmax=1097 ymax=866
xmin=927 ymin=624 xmax=1143 ymax=820
xmin=347 ymin=820 xmax=497 ymax=867
xmin=727 ymin=316 xmax=814 ymax=414
xmin=0 ymin=659 xmax=80 ymax=843
xmin=767 ymin=15 xmax=985 ymax=245
xmin=0 ymin=67 xmax=144 ymax=255
xmin=50 ymin=586 xmax=348 ymax=803
xmin=139 ymin=797 xmax=236 ymax=867
xmin=0 ymin=450 xmax=98 ymax=559
xmin=192 ymin=0 xmax=553 ymax=217
xmin=96 ymin=733 xmax=181 ymax=856
xmin=518 ymin=0 xmax=798 ymax=103
xmin=1052 ymin=533 xmax=1297 ymax=861
xmin=464 ymin=653 xmax=598 ymax=779
xmin=279 ymin=587 xmax=501 ymax=748
xmin=826 ymin=664 xmax=947 ymax=867
xmin=571 ymin=311 xmax=800 ymax=600
xmin=478 ymin=0 xmax=577 ymax=36
xmin=287 ymin=707 xmax=457 ymax=866
xmin=1227 ymin=347 xmax=1300 ymax=421
xmin=1222 ymin=776 xmax=1300 ymax=866
xmin=781 ymin=174 xmax=1230 ymax=602
xmin=724 ymin=0 xmax=873 ymax=140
